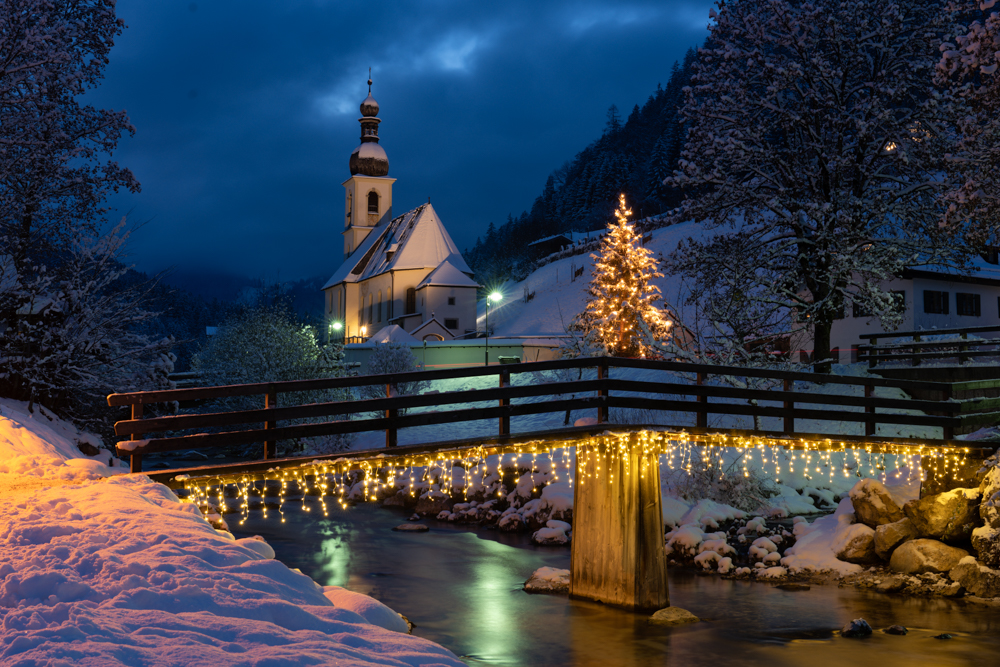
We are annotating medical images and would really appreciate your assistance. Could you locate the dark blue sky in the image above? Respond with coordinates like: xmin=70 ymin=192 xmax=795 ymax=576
xmin=89 ymin=1 xmax=712 ymax=283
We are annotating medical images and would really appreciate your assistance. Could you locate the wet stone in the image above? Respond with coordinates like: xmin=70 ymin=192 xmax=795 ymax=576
xmin=648 ymin=607 xmax=700 ymax=626
xmin=393 ymin=524 xmax=429 ymax=532
xmin=841 ymin=618 xmax=873 ymax=638
xmin=775 ymin=583 xmax=811 ymax=591
xmin=884 ymin=625 xmax=908 ymax=635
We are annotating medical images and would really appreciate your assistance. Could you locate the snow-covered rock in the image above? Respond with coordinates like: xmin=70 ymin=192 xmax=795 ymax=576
xmin=903 ymin=488 xmax=981 ymax=542
xmin=780 ymin=498 xmax=863 ymax=576
xmin=948 ymin=556 xmax=1000 ymax=598
xmin=972 ymin=524 xmax=1000 ymax=567
xmin=532 ymin=519 xmax=572 ymax=545
xmin=524 ymin=566 xmax=570 ymax=593
xmin=848 ymin=478 xmax=904 ymax=528
xmin=322 ymin=586 xmax=410 ymax=633
xmin=833 ymin=523 xmax=878 ymax=564
xmin=889 ymin=539 xmax=970 ymax=575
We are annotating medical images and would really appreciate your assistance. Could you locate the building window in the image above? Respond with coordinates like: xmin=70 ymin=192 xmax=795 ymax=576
xmin=368 ymin=294 xmax=373 ymax=323
xmin=368 ymin=191 xmax=379 ymax=214
xmin=852 ymin=302 xmax=872 ymax=318
xmin=957 ymin=292 xmax=981 ymax=317
xmin=447 ymin=296 xmax=456 ymax=306
xmin=377 ymin=291 xmax=382 ymax=323
xmin=923 ymin=290 xmax=949 ymax=314
xmin=405 ymin=288 xmax=416 ymax=314
xmin=892 ymin=290 xmax=905 ymax=310
xmin=444 ymin=318 xmax=459 ymax=330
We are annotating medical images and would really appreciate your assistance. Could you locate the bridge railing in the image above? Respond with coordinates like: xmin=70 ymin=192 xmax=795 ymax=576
xmin=108 ymin=357 xmax=971 ymax=473
xmin=858 ymin=325 xmax=1000 ymax=368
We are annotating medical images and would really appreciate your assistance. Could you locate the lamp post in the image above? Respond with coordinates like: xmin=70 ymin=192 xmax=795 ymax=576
xmin=485 ymin=291 xmax=503 ymax=366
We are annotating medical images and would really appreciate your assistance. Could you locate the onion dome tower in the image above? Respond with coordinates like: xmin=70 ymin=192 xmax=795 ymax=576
xmin=349 ymin=75 xmax=389 ymax=177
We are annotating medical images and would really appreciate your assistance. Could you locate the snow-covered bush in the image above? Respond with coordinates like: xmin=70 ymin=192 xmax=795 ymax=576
xmin=664 ymin=450 xmax=776 ymax=513
xmin=0 ymin=223 xmax=175 ymax=433
xmin=192 ymin=305 xmax=350 ymax=454
xmin=357 ymin=342 xmax=427 ymax=406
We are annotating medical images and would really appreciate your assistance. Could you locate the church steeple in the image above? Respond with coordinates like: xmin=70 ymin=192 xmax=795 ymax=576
xmin=349 ymin=71 xmax=389 ymax=177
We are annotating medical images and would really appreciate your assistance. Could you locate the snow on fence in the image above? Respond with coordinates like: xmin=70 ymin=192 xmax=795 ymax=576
xmin=106 ymin=357 xmax=983 ymax=474
xmin=859 ymin=324 xmax=1000 ymax=368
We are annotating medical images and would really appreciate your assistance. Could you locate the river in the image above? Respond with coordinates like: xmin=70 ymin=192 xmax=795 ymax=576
xmin=231 ymin=501 xmax=1000 ymax=667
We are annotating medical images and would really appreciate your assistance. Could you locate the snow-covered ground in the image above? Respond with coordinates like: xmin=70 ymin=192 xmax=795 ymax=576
xmin=0 ymin=398 xmax=463 ymax=666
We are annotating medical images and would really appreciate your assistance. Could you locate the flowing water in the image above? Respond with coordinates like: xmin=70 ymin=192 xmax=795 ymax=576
xmin=231 ymin=502 xmax=1000 ymax=667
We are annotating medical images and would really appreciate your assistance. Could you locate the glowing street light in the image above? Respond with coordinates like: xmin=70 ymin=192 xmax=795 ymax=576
xmin=485 ymin=291 xmax=503 ymax=366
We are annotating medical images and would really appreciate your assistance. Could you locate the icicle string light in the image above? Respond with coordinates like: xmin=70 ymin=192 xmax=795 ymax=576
xmin=178 ymin=431 xmax=977 ymax=522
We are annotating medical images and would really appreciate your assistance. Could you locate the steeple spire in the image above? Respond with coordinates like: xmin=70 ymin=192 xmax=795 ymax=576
xmin=350 ymin=72 xmax=389 ymax=176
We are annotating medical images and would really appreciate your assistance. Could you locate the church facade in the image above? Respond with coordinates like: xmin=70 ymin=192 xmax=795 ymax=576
xmin=322 ymin=80 xmax=480 ymax=342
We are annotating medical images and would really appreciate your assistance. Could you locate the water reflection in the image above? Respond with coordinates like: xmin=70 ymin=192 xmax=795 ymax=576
xmin=233 ymin=503 xmax=1000 ymax=667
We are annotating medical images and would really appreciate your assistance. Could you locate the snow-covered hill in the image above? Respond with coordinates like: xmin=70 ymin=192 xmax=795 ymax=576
xmin=481 ymin=219 xmax=705 ymax=337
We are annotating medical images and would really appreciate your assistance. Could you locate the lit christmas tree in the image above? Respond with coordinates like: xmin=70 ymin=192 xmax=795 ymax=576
xmin=575 ymin=194 xmax=671 ymax=357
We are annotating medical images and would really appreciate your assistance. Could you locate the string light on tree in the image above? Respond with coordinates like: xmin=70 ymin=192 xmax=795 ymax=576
xmin=573 ymin=194 xmax=672 ymax=357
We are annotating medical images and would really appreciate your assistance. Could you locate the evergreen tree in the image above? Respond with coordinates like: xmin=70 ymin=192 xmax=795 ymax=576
xmin=573 ymin=194 xmax=671 ymax=357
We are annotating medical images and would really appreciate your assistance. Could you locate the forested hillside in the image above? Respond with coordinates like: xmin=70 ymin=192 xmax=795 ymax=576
xmin=464 ymin=48 xmax=698 ymax=287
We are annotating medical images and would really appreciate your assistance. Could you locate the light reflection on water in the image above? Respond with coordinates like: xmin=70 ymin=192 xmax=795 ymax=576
xmin=232 ymin=503 xmax=1000 ymax=667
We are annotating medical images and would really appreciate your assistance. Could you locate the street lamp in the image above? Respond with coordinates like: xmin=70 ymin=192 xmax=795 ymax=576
xmin=485 ymin=291 xmax=503 ymax=366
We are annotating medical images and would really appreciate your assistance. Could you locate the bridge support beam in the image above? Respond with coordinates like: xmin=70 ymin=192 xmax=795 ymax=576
xmin=570 ymin=437 xmax=668 ymax=612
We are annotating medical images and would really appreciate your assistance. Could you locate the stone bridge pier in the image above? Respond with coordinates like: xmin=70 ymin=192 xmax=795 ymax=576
xmin=569 ymin=436 xmax=668 ymax=612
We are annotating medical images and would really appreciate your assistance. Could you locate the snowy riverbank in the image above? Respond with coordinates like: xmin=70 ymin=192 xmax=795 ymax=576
xmin=0 ymin=399 xmax=464 ymax=666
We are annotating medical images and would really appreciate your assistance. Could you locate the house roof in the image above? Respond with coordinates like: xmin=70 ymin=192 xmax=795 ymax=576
xmin=410 ymin=316 xmax=454 ymax=339
xmin=416 ymin=260 xmax=480 ymax=289
xmin=323 ymin=203 xmax=473 ymax=289
xmin=368 ymin=324 xmax=418 ymax=343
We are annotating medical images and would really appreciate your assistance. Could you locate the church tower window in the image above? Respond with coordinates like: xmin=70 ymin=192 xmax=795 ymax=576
xmin=368 ymin=191 xmax=379 ymax=214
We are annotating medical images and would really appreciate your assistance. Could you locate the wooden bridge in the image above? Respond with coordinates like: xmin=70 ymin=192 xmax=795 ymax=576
xmin=107 ymin=357 xmax=995 ymax=613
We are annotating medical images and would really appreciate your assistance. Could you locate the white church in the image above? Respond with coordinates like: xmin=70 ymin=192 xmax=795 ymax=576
xmin=322 ymin=80 xmax=480 ymax=343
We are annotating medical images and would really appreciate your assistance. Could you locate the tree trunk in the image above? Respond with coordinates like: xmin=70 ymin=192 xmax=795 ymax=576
xmin=813 ymin=318 xmax=833 ymax=374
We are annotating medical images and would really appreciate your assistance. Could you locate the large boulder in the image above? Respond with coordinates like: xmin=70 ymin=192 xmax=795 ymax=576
xmin=980 ymin=464 xmax=1000 ymax=530
xmin=849 ymin=479 xmax=905 ymax=528
xmin=903 ymin=488 xmax=981 ymax=542
xmin=889 ymin=539 xmax=970 ymax=575
xmin=834 ymin=523 xmax=879 ymax=564
xmin=874 ymin=518 xmax=918 ymax=560
xmin=971 ymin=524 xmax=1000 ymax=568
xmin=949 ymin=556 xmax=1000 ymax=598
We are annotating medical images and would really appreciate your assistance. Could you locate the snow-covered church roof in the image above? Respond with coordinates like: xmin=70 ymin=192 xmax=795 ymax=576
xmin=323 ymin=203 xmax=473 ymax=288
xmin=417 ymin=260 xmax=479 ymax=289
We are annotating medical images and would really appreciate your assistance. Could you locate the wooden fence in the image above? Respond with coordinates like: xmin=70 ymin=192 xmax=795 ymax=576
xmin=859 ymin=325 xmax=1000 ymax=368
xmin=106 ymin=357 xmax=982 ymax=474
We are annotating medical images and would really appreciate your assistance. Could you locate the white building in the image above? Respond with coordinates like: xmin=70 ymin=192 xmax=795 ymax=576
xmin=322 ymin=80 xmax=480 ymax=342
xmin=829 ymin=249 xmax=1000 ymax=361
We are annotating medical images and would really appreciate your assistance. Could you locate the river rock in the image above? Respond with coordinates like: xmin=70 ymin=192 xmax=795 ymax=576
xmin=834 ymin=523 xmax=879 ymax=564
xmin=648 ymin=607 xmax=700 ymax=626
xmin=889 ymin=539 xmax=970 ymax=575
xmin=874 ymin=518 xmax=918 ymax=560
xmin=414 ymin=492 xmax=453 ymax=515
xmin=903 ymin=488 xmax=981 ymax=542
xmin=971 ymin=524 xmax=1000 ymax=567
xmin=883 ymin=625 xmax=908 ymax=635
xmin=392 ymin=523 xmax=428 ymax=532
xmin=849 ymin=479 xmax=905 ymax=528
xmin=841 ymin=618 xmax=872 ymax=638
xmin=524 ymin=567 xmax=570 ymax=593
xmin=949 ymin=556 xmax=1000 ymax=598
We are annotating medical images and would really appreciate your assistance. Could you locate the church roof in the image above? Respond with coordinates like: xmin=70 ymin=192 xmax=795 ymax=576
xmin=323 ymin=203 xmax=473 ymax=289
xmin=417 ymin=260 xmax=480 ymax=289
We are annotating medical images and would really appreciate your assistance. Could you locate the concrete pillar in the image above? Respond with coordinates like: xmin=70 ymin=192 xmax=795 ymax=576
xmin=570 ymin=436 xmax=668 ymax=612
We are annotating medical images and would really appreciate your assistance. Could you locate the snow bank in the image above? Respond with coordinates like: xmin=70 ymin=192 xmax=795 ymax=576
xmin=0 ymin=476 xmax=463 ymax=665
xmin=0 ymin=398 xmax=121 ymax=480
xmin=780 ymin=498 xmax=863 ymax=576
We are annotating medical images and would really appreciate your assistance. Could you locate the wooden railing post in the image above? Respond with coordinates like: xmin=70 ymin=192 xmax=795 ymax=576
xmin=386 ymin=383 xmax=398 ymax=447
xmin=596 ymin=359 xmax=608 ymax=424
xmin=864 ymin=382 xmax=876 ymax=437
xmin=943 ymin=383 xmax=954 ymax=440
xmin=499 ymin=368 xmax=510 ymax=436
xmin=264 ymin=386 xmax=277 ymax=459
xmin=959 ymin=332 xmax=969 ymax=365
xmin=696 ymin=372 xmax=707 ymax=428
xmin=783 ymin=378 xmax=794 ymax=434
xmin=130 ymin=402 xmax=143 ymax=473
xmin=912 ymin=333 xmax=921 ymax=367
